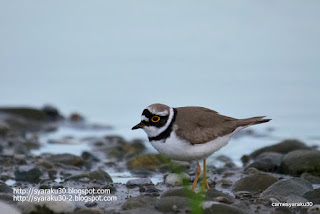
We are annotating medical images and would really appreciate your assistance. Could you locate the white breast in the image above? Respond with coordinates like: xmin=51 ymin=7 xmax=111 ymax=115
xmin=149 ymin=127 xmax=243 ymax=161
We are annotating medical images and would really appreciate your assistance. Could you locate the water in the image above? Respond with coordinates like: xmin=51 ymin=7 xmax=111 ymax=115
xmin=1 ymin=1 xmax=319 ymax=161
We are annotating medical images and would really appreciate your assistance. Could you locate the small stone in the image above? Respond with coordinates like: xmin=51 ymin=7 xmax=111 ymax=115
xmin=241 ymin=155 xmax=251 ymax=165
xmin=0 ymin=182 xmax=13 ymax=193
xmin=14 ymin=167 xmax=42 ymax=183
xmin=302 ymin=188 xmax=320 ymax=204
xmin=280 ymin=150 xmax=320 ymax=176
xmin=248 ymin=152 xmax=283 ymax=173
xmin=215 ymin=178 xmax=233 ymax=187
xmin=126 ymin=178 xmax=153 ymax=188
xmin=85 ymin=201 xmax=98 ymax=207
xmin=156 ymin=196 xmax=189 ymax=212
xmin=232 ymin=173 xmax=278 ymax=194
xmin=165 ymin=173 xmax=190 ymax=186
xmin=261 ymin=177 xmax=313 ymax=202
xmin=206 ymin=189 xmax=235 ymax=203
xmin=301 ymin=173 xmax=320 ymax=184
xmin=0 ymin=122 xmax=10 ymax=136
xmin=161 ymin=187 xmax=197 ymax=198
xmin=65 ymin=169 xmax=113 ymax=183
xmin=245 ymin=167 xmax=261 ymax=175
xmin=47 ymin=153 xmax=85 ymax=166
xmin=121 ymin=195 xmax=157 ymax=210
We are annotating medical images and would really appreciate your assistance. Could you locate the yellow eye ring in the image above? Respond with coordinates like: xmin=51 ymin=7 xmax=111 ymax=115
xmin=151 ymin=116 xmax=160 ymax=123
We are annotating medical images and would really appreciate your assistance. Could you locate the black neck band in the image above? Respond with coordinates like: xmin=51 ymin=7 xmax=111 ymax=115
xmin=148 ymin=108 xmax=177 ymax=142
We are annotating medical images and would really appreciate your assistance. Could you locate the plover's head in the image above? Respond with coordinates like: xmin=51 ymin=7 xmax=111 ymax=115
xmin=132 ymin=103 xmax=174 ymax=138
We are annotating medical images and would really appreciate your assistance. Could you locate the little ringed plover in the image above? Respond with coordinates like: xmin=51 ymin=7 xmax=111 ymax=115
xmin=132 ymin=103 xmax=271 ymax=191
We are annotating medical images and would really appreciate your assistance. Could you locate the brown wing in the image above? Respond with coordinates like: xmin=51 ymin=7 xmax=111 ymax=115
xmin=174 ymin=107 xmax=239 ymax=144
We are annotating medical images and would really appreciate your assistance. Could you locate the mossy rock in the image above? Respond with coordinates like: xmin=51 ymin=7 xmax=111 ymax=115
xmin=127 ymin=154 xmax=170 ymax=172
xmin=280 ymin=150 xmax=320 ymax=176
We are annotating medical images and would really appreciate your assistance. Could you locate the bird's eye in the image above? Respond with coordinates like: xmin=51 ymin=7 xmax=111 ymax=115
xmin=151 ymin=116 xmax=160 ymax=123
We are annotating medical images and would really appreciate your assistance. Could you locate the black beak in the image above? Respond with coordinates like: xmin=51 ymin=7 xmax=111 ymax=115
xmin=132 ymin=122 xmax=145 ymax=130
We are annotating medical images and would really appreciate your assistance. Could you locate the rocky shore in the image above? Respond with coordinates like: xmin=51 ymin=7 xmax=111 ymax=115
xmin=0 ymin=106 xmax=319 ymax=214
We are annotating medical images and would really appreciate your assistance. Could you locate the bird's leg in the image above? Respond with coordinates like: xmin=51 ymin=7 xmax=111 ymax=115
xmin=191 ymin=161 xmax=201 ymax=191
xmin=200 ymin=159 xmax=210 ymax=191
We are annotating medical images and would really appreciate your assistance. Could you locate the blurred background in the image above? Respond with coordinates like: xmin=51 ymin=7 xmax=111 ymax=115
xmin=1 ymin=1 xmax=319 ymax=162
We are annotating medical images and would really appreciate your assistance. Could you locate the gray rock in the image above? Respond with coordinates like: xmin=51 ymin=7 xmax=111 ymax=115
xmin=261 ymin=178 xmax=313 ymax=202
xmin=126 ymin=178 xmax=153 ymax=187
xmin=203 ymin=203 xmax=246 ymax=214
xmin=301 ymin=173 xmax=320 ymax=184
xmin=121 ymin=196 xmax=157 ymax=210
xmin=156 ymin=196 xmax=189 ymax=212
xmin=250 ymin=139 xmax=309 ymax=158
xmin=248 ymin=152 xmax=283 ymax=172
xmin=65 ymin=169 xmax=113 ymax=183
xmin=280 ymin=150 xmax=320 ymax=176
xmin=0 ymin=182 xmax=12 ymax=193
xmin=303 ymin=188 xmax=320 ymax=204
xmin=206 ymin=189 xmax=235 ymax=204
xmin=161 ymin=187 xmax=197 ymax=198
xmin=14 ymin=166 xmax=42 ymax=183
xmin=232 ymin=173 xmax=278 ymax=194
xmin=120 ymin=207 xmax=163 ymax=214
xmin=47 ymin=153 xmax=85 ymax=166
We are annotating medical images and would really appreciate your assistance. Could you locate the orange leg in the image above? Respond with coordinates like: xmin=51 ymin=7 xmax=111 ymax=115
xmin=191 ymin=161 xmax=201 ymax=191
xmin=200 ymin=159 xmax=210 ymax=191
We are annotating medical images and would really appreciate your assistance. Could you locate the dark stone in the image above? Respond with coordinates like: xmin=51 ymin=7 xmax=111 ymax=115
xmin=261 ymin=178 xmax=313 ymax=202
xmin=232 ymin=173 xmax=278 ymax=194
xmin=14 ymin=167 xmax=42 ymax=183
xmin=250 ymin=139 xmax=309 ymax=158
xmin=303 ymin=188 xmax=320 ymax=204
xmin=85 ymin=202 xmax=98 ymax=208
xmin=81 ymin=151 xmax=99 ymax=161
xmin=0 ymin=122 xmax=10 ymax=136
xmin=121 ymin=195 xmax=157 ymax=210
xmin=161 ymin=187 xmax=197 ymax=199
xmin=204 ymin=203 xmax=246 ymax=214
xmin=301 ymin=173 xmax=320 ymax=184
xmin=248 ymin=152 xmax=283 ymax=172
xmin=156 ymin=196 xmax=189 ymax=212
xmin=0 ymin=182 xmax=13 ymax=193
xmin=206 ymin=189 xmax=235 ymax=203
xmin=280 ymin=150 xmax=320 ymax=176
xmin=42 ymin=105 xmax=62 ymax=120
xmin=65 ymin=169 xmax=113 ymax=183
xmin=47 ymin=153 xmax=85 ymax=166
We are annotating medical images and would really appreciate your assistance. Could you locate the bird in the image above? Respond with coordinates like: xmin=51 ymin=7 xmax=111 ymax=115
xmin=132 ymin=103 xmax=271 ymax=191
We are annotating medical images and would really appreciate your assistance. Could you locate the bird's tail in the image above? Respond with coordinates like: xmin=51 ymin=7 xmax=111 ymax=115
xmin=236 ymin=116 xmax=271 ymax=127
